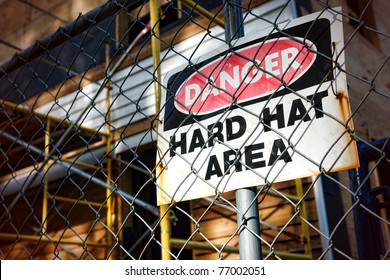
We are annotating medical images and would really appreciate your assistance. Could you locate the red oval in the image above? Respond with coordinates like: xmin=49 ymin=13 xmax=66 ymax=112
xmin=174 ymin=37 xmax=317 ymax=115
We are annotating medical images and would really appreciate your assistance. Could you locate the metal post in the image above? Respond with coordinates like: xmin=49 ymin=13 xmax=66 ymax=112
xmin=105 ymin=43 xmax=114 ymax=260
xmin=224 ymin=0 xmax=261 ymax=260
xmin=348 ymin=139 xmax=390 ymax=259
xmin=295 ymin=178 xmax=312 ymax=257
xmin=224 ymin=0 xmax=244 ymax=43
xmin=349 ymin=166 xmax=370 ymax=259
xmin=42 ymin=119 xmax=50 ymax=233
xmin=149 ymin=0 xmax=172 ymax=260
xmin=312 ymin=176 xmax=334 ymax=260
xmin=236 ymin=187 xmax=262 ymax=259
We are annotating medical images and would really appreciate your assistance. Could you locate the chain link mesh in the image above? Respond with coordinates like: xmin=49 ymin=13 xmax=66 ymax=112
xmin=0 ymin=0 xmax=389 ymax=260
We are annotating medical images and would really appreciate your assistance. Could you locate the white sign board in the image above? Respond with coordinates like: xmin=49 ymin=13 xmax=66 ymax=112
xmin=156 ymin=8 xmax=359 ymax=205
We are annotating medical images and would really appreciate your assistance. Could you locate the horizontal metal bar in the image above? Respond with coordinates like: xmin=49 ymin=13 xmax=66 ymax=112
xmin=58 ymin=157 xmax=104 ymax=171
xmin=0 ymin=232 xmax=109 ymax=248
xmin=1 ymin=99 xmax=108 ymax=137
xmin=53 ymin=196 xmax=106 ymax=208
xmin=259 ymin=187 xmax=301 ymax=204
xmin=170 ymin=238 xmax=312 ymax=260
xmin=202 ymin=197 xmax=302 ymax=241
xmin=180 ymin=0 xmax=224 ymax=28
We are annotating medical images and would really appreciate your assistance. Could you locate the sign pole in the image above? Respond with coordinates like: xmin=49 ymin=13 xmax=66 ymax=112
xmin=224 ymin=0 xmax=262 ymax=260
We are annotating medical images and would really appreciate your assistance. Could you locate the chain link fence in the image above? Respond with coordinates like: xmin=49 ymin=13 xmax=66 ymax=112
xmin=0 ymin=0 xmax=389 ymax=260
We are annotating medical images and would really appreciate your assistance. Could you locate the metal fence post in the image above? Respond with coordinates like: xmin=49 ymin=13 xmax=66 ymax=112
xmin=149 ymin=0 xmax=172 ymax=260
xmin=349 ymin=139 xmax=390 ymax=259
xmin=224 ymin=0 xmax=262 ymax=260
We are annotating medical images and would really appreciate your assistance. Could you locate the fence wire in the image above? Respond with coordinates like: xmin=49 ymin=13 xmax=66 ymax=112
xmin=0 ymin=0 xmax=389 ymax=260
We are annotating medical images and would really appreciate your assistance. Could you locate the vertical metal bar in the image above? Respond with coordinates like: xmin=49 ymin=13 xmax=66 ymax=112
xmin=160 ymin=205 xmax=172 ymax=260
xmin=224 ymin=0 xmax=245 ymax=43
xmin=105 ymin=43 xmax=114 ymax=260
xmin=224 ymin=0 xmax=261 ymax=260
xmin=295 ymin=178 xmax=312 ymax=257
xmin=349 ymin=141 xmax=382 ymax=259
xmin=349 ymin=167 xmax=366 ymax=258
xmin=150 ymin=0 xmax=162 ymax=113
xmin=42 ymin=119 xmax=50 ymax=233
xmin=236 ymin=187 xmax=262 ymax=259
xmin=149 ymin=0 xmax=172 ymax=260
xmin=289 ymin=0 xmax=301 ymax=18
xmin=312 ymin=176 xmax=334 ymax=260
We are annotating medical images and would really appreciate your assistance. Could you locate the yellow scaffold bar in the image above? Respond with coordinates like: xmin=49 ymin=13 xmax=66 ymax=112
xmin=150 ymin=0 xmax=171 ymax=260
xmin=42 ymin=119 xmax=50 ymax=232
xmin=105 ymin=43 xmax=114 ymax=260
xmin=259 ymin=186 xmax=301 ymax=204
xmin=180 ymin=0 xmax=224 ymax=28
xmin=0 ymin=99 xmax=108 ymax=137
xmin=170 ymin=238 xmax=312 ymax=260
xmin=53 ymin=195 xmax=106 ymax=208
xmin=295 ymin=178 xmax=312 ymax=257
xmin=0 ymin=232 xmax=109 ymax=248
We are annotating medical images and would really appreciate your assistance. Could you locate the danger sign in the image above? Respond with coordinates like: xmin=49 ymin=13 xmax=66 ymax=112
xmin=156 ymin=8 xmax=359 ymax=205
xmin=175 ymin=37 xmax=317 ymax=115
